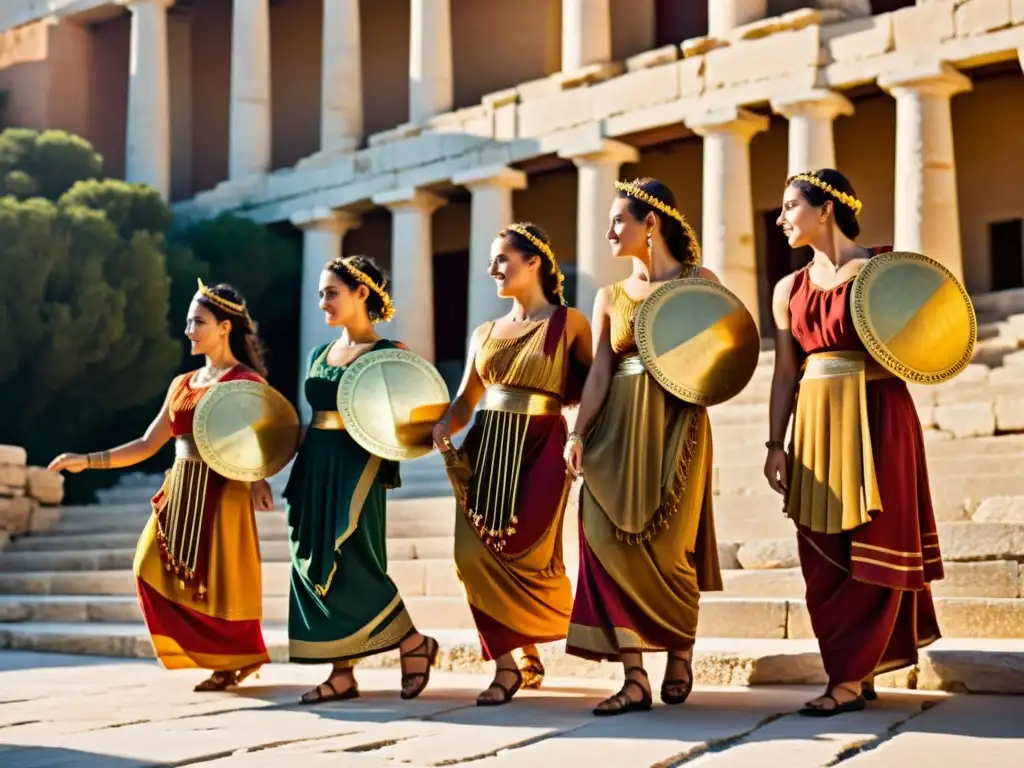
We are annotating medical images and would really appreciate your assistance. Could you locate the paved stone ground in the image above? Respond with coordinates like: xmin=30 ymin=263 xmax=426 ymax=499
xmin=0 ymin=652 xmax=1021 ymax=767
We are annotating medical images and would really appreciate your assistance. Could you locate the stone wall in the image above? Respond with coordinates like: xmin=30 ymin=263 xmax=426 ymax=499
xmin=0 ymin=445 xmax=63 ymax=552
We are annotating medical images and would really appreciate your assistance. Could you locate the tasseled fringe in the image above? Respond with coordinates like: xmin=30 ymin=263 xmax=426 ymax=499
xmin=614 ymin=412 xmax=701 ymax=545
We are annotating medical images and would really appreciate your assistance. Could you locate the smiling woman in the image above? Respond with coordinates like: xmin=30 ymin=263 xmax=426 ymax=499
xmin=432 ymin=222 xmax=592 ymax=707
xmin=48 ymin=280 xmax=273 ymax=693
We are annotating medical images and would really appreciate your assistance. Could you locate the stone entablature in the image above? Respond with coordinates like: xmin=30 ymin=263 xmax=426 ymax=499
xmin=172 ymin=2 xmax=1024 ymax=228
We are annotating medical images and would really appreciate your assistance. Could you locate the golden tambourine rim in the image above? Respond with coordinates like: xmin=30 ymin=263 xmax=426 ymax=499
xmin=192 ymin=379 xmax=301 ymax=482
xmin=850 ymin=251 xmax=977 ymax=385
xmin=634 ymin=277 xmax=760 ymax=407
xmin=336 ymin=348 xmax=449 ymax=462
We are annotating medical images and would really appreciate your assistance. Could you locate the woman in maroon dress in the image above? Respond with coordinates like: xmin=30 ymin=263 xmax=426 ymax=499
xmin=764 ymin=169 xmax=943 ymax=717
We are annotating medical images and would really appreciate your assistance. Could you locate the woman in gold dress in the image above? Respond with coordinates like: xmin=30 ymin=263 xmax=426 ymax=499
xmin=564 ymin=178 xmax=722 ymax=716
xmin=49 ymin=281 xmax=273 ymax=692
xmin=433 ymin=223 xmax=592 ymax=706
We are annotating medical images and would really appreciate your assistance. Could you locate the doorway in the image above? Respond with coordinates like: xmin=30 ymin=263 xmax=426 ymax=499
xmin=989 ymin=219 xmax=1024 ymax=291
xmin=432 ymin=248 xmax=470 ymax=394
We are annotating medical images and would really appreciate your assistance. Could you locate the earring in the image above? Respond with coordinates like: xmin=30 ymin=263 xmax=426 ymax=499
xmin=646 ymin=230 xmax=653 ymax=254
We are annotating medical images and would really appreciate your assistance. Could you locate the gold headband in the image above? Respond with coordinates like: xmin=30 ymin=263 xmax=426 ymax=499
xmin=614 ymin=180 xmax=702 ymax=266
xmin=196 ymin=278 xmax=246 ymax=315
xmin=338 ymin=259 xmax=395 ymax=324
xmin=506 ymin=223 xmax=566 ymax=305
xmin=791 ymin=173 xmax=863 ymax=215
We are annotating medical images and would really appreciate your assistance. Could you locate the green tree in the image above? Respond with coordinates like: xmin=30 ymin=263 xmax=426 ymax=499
xmin=0 ymin=128 xmax=180 ymax=502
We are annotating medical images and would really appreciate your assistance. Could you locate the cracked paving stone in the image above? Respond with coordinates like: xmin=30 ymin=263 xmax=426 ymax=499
xmin=683 ymin=692 xmax=947 ymax=767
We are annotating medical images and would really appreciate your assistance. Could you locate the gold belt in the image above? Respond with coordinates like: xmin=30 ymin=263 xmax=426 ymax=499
xmin=479 ymin=385 xmax=562 ymax=416
xmin=802 ymin=351 xmax=892 ymax=382
xmin=616 ymin=355 xmax=646 ymax=376
xmin=311 ymin=410 xmax=346 ymax=430
xmin=174 ymin=435 xmax=202 ymax=461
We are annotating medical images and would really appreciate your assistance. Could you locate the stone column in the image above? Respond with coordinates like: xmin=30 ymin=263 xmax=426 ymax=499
xmin=228 ymin=0 xmax=271 ymax=180
xmin=880 ymin=61 xmax=972 ymax=282
xmin=561 ymin=0 xmax=611 ymax=72
xmin=320 ymin=0 xmax=362 ymax=154
xmin=373 ymin=188 xmax=447 ymax=361
xmin=290 ymin=209 xmax=361 ymax=419
xmin=707 ymin=0 xmax=768 ymax=37
xmin=122 ymin=0 xmax=173 ymax=199
xmin=689 ymin=107 xmax=769 ymax=328
xmin=409 ymin=0 xmax=453 ymax=123
xmin=771 ymin=90 xmax=853 ymax=177
xmin=452 ymin=165 xmax=528 ymax=337
xmin=167 ymin=5 xmax=193 ymax=200
xmin=559 ymin=139 xmax=639 ymax=316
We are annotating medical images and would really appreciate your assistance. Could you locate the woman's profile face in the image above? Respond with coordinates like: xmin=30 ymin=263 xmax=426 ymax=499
xmin=777 ymin=184 xmax=826 ymax=249
xmin=606 ymin=196 xmax=647 ymax=260
xmin=488 ymin=235 xmax=538 ymax=299
xmin=318 ymin=270 xmax=366 ymax=327
xmin=184 ymin=300 xmax=228 ymax=356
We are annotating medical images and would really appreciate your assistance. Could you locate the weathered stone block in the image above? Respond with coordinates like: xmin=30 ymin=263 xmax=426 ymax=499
xmin=626 ymin=44 xmax=678 ymax=71
xmin=1014 ymin=0 xmax=1024 ymax=23
xmin=955 ymin=0 xmax=1013 ymax=36
xmin=517 ymin=87 xmax=592 ymax=138
xmin=933 ymin=560 xmax=1020 ymax=597
xmin=786 ymin=601 xmax=815 ymax=639
xmin=0 ymin=496 xmax=34 ymax=533
xmin=934 ymin=402 xmax=996 ymax=438
xmin=678 ymin=54 xmax=705 ymax=96
xmin=721 ymin=568 xmax=805 ymax=598
xmin=0 ymin=446 xmax=27 ymax=466
xmin=892 ymin=1 xmax=956 ymax=51
xmin=26 ymin=467 xmax=63 ymax=505
xmin=0 ymin=464 xmax=26 ymax=490
xmin=918 ymin=645 xmax=1024 ymax=693
xmin=589 ymin=64 xmax=680 ymax=121
xmin=705 ymin=25 xmax=822 ymax=90
xmin=990 ymin=366 xmax=1024 ymax=389
xmin=681 ymin=36 xmax=728 ymax=58
xmin=493 ymin=103 xmax=516 ymax=141
xmin=995 ymin=395 xmax=1024 ymax=431
xmin=697 ymin=599 xmax=788 ymax=639
xmin=737 ymin=539 xmax=799 ymax=570
xmin=938 ymin=521 xmax=1024 ymax=561
xmin=718 ymin=541 xmax=742 ymax=570
xmin=822 ymin=13 xmax=894 ymax=63
xmin=935 ymin=597 xmax=1024 ymax=637
xmin=973 ymin=496 xmax=1024 ymax=524
xmin=1003 ymin=349 xmax=1024 ymax=367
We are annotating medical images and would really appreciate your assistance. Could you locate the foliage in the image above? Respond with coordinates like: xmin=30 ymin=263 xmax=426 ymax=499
xmin=0 ymin=128 xmax=179 ymax=502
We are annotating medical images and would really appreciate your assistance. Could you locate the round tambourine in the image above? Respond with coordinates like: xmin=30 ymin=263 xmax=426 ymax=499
xmin=634 ymin=278 xmax=761 ymax=407
xmin=851 ymin=251 xmax=976 ymax=385
xmin=336 ymin=348 xmax=451 ymax=462
xmin=193 ymin=380 xmax=301 ymax=482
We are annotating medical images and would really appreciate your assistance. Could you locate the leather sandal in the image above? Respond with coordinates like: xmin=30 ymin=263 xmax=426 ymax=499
xmin=661 ymin=652 xmax=694 ymax=706
xmin=299 ymin=676 xmax=360 ymax=706
xmin=862 ymin=680 xmax=878 ymax=701
xmin=400 ymin=634 xmax=440 ymax=700
xmin=593 ymin=667 xmax=653 ymax=717
xmin=799 ymin=687 xmax=866 ymax=718
xmin=193 ymin=663 xmax=262 ymax=693
xmin=477 ymin=665 xmax=523 ymax=707
xmin=519 ymin=653 xmax=545 ymax=690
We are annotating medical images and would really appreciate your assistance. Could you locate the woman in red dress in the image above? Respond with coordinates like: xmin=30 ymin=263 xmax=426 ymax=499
xmin=764 ymin=169 xmax=943 ymax=716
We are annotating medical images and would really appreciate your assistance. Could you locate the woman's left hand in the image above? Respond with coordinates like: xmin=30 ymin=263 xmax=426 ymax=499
xmin=252 ymin=480 xmax=275 ymax=511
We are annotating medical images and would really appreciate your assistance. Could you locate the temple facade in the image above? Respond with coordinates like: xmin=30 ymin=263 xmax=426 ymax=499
xmin=2 ymin=0 xmax=1024 ymax=391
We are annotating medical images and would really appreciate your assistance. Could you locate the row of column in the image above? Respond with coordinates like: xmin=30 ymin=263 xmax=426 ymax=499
xmin=121 ymin=0 xmax=628 ymax=199
xmin=291 ymin=62 xmax=972 ymax=385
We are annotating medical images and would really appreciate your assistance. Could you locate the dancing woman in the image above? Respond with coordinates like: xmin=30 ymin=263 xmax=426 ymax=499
xmin=49 ymin=281 xmax=273 ymax=691
xmin=286 ymin=255 xmax=439 ymax=705
xmin=433 ymin=223 xmax=592 ymax=706
xmin=564 ymin=178 xmax=722 ymax=716
xmin=764 ymin=169 xmax=943 ymax=717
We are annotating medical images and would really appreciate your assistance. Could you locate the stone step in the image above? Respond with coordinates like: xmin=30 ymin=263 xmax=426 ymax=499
xmin=3 ymin=594 xmax=1023 ymax=639
xmin=0 ymin=535 xmax=454 ymax=573
xmin=735 ymin=522 xmax=1024 ymax=571
xmin=1 ymin=624 xmax=1022 ymax=694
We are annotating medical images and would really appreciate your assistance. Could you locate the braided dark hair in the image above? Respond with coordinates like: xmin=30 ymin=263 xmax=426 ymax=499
xmin=497 ymin=222 xmax=565 ymax=306
xmin=324 ymin=255 xmax=393 ymax=323
xmin=616 ymin=177 xmax=700 ymax=267
xmin=786 ymin=168 xmax=861 ymax=240
xmin=196 ymin=283 xmax=268 ymax=377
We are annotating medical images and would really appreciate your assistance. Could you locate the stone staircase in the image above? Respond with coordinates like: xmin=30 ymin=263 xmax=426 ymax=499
xmin=3 ymin=291 xmax=1024 ymax=692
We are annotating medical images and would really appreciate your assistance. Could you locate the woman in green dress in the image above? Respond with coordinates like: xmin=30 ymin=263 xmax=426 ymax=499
xmin=286 ymin=255 xmax=439 ymax=705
